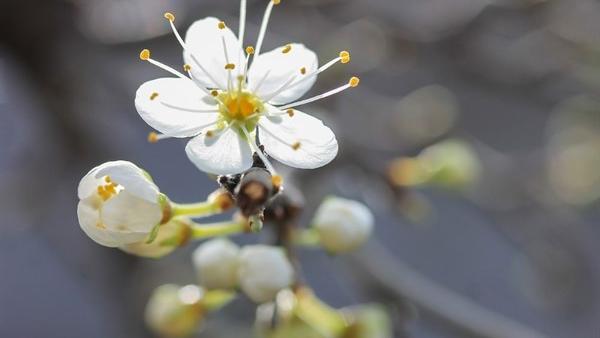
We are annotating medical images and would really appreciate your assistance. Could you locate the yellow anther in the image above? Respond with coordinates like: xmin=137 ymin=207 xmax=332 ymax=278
xmin=211 ymin=90 xmax=219 ymax=97
xmin=300 ymin=67 xmax=306 ymax=75
xmin=282 ymin=44 xmax=292 ymax=54
xmin=139 ymin=49 xmax=151 ymax=61
xmin=225 ymin=63 xmax=236 ymax=70
xmin=164 ymin=12 xmax=175 ymax=22
xmin=150 ymin=92 xmax=159 ymax=100
xmin=292 ymin=142 xmax=301 ymax=150
xmin=206 ymin=130 xmax=214 ymax=137
xmin=272 ymin=175 xmax=283 ymax=188
xmin=349 ymin=76 xmax=360 ymax=87
xmin=148 ymin=132 xmax=159 ymax=143
xmin=245 ymin=46 xmax=255 ymax=55
xmin=340 ymin=50 xmax=350 ymax=64
xmin=286 ymin=109 xmax=295 ymax=117
xmin=95 ymin=222 xmax=106 ymax=229
xmin=183 ymin=64 xmax=191 ymax=72
xmin=104 ymin=176 xmax=112 ymax=183
xmin=218 ymin=21 xmax=226 ymax=29
xmin=272 ymin=0 xmax=281 ymax=4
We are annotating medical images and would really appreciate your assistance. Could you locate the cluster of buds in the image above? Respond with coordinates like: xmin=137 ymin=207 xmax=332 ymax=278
xmin=74 ymin=0 xmax=391 ymax=336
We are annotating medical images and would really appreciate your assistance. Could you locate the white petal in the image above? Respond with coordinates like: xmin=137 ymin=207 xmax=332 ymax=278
xmin=77 ymin=200 xmax=148 ymax=247
xmin=247 ymin=44 xmax=318 ymax=105
xmin=258 ymin=106 xmax=338 ymax=169
xmin=135 ymin=78 xmax=219 ymax=137
xmin=94 ymin=160 xmax=159 ymax=203
xmin=185 ymin=127 xmax=253 ymax=175
xmin=101 ymin=191 xmax=163 ymax=233
xmin=184 ymin=17 xmax=243 ymax=89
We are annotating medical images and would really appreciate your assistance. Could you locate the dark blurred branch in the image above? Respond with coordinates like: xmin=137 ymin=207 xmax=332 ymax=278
xmin=351 ymin=240 xmax=548 ymax=338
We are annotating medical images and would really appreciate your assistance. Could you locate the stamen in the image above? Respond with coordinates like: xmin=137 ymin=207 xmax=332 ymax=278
xmin=160 ymin=101 xmax=219 ymax=113
xmin=240 ymin=125 xmax=276 ymax=174
xmin=287 ymin=109 xmax=294 ymax=117
xmin=251 ymin=70 xmax=271 ymax=93
xmin=140 ymin=49 xmax=190 ymax=80
xmin=261 ymin=74 xmax=298 ymax=102
xmin=300 ymin=67 xmax=306 ymax=75
xmin=148 ymin=132 xmax=173 ymax=143
xmin=272 ymin=175 xmax=283 ymax=189
xmin=218 ymin=21 xmax=226 ymax=30
xmin=292 ymin=142 xmax=301 ymax=150
xmin=150 ymin=92 xmax=159 ymax=100
xmin=183 ymin=64 xmax=191 ymax=72
xmin=239 ymin=0 xmax=247 ymax=49
xmin=221 ymin=36 xmax=234 ymax=91
xmin=278 ymin=76 xmax=359 ymax=110
xmin=254 ymin=0 xmax=277 ymax=58
xmin=164 ymin=15 xmax=225 ymax=89
xmin=245 ymin=46 xmax=255 ymax=55
xmin=225 ymin=63 xmax=236 ymax=70
xmin=164 ymin=12 xmax=175 ymax=22
xmin=282 ymin=44 xmax=292 ymax=54
xmin=211 ymin=90 xmax=219 ymax=97
xmin=339 ymin=50 xmax=350 ymax=64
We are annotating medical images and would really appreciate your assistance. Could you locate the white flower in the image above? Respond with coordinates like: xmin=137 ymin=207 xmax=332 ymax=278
xmin=192 ymin=238 xmax=240 ymax=289
xmin=77 ymin=160 xmax=165 ymax=247
xmin=135 ymin=1 xmax=358 ymax=176
xmin=237 ymin=245 xmax=294 ymax=303
xmin=312 ymin=197 xmax=374 ymax=253
xmin=120 ymin=220 xmax=190 ymax=258
xmin=145 ymin=284 xmax=204 ymax=337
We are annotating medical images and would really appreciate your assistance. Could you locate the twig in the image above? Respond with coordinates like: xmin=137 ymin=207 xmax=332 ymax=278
xmin=351 ymin=240 xmax=548 ymax=338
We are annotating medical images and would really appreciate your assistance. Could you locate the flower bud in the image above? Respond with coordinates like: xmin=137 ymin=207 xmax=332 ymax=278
xmin=312 ymin=197 xmax=374 ymax=254
xmin=341 ymin=304 xmax=392 ymax=338
xmin=192 ymin=238 xmax=240 ymax=289
xmin=77 ymin=161 xmax=168 ymax=247
xmin=145 ymin=284 xmax=204 ymax=337
xmin=120 ymin=220 xmax=191 ymax=258
xmin=238 ymin=245 xmax=294 ymax=303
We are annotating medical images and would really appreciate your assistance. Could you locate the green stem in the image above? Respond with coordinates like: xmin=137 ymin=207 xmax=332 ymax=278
xmin=190 ymin=221 xmax=246 ymax=239
xmin=201 ymin=290 xmax=237 ymax=312
xmin=293 ymin=228 xmax=321 ymax=247
xmin=294 ymin=289 xmax=348 ymax=337
xmin=172 ymin=201 xmax=220 ymax=218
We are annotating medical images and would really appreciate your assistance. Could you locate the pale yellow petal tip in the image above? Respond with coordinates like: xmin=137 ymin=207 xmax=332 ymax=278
xmin=139 ymin=49 xmax=150 ymax=61
xmin=164 ymin=12 xmax=175 ymax=22
xmin=349 ymin=76 xmax=360 ymax=87
xmin=340 ymin=50 xmax=350 ymax=64
xmin=272 ymin=0 xmax=281 ymax=4
xmin=148 ymin=132 xmax=159 ymax=143
xmin=218 ymin=21 xmax=226 ymax=29
xmin=245 ymin=46 xmax=255 ymax=55
xmin=272 ymin=175 xmax=283 ymax=188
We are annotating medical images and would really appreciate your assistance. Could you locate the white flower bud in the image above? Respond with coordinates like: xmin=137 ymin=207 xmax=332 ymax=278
xmin=145 ymin=284 xmax=204 ymax=337
xmin=77 ymin=160 xmax=166 ymax=247
xmin=237 ymin=245 xmax=294 ymax=303
xmin=120 ymin=220 xmax=190 ymax=258
xmin=312 ymin=197 xmax=374 ymax=253
xmin=192 ymin=238 xmax=240 ymax=289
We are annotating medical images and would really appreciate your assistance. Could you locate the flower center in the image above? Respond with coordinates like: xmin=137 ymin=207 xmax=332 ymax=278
xmin=218 ymin=91 xmax=263 ymax=121
xmin=96 ymin=176 xmax=122 ymax=201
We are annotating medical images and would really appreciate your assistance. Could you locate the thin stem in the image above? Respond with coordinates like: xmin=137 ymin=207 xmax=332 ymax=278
xmin=190 ymin=221 xmax=246 ymax=239
xmin=171 ymin=201 xmax=220 ymax=218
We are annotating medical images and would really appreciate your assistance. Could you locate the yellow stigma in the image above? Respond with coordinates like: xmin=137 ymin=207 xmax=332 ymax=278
xmin=349 ymin=76 xmax=360 ymax=87
xmin=150 ymin=92 xmax=159 ymax=100
xmin=272 ymin=175 xmax=283 ymax=188
xmin=164 ymin=12 xmax=175 ymax=22
xmin=139 ymin=49 xmax=150 ymax=61
xmin=246 ymin=46 xmax=255 ymax=55
xmin=282 ymin=44 xmax=292 ymax=54
xmin=183 ymin=64 xmax=191 ymax=72
xmin=286 ymin=109 xmax=295 ymax=117
xmin=300 ymin=67 xmax=306 ymax=75
xmin=148 ymin=132 xmax=159 ymax=143
xmin=218 ymin=21 xmax=226 ymax=29
xmin=225 ymin=63 xmax=236 ymax=70
xmin=292 ymin=142 xmax=301 ymax=150
xmin=340 ymin=50 xmax=350 ymax=64
xmin=272 ymin=0 xmax=281 ymax=4
xmin=211 ymin=90 xmax=219 ymax=97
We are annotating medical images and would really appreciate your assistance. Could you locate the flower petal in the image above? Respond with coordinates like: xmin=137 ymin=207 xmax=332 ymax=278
xmin=135 ymin=78 xmax=219 ymax=137
xmin=184 ymin=17 xmax=243 ymax=89
xmin=247 ymin=43 xmax=318 ymax=105
xmin=77 ymin=200 xmax=149 ymax=247
xmin=101 ymin=191 xmax=163 ymax=233
xmin=185 ymin=127 xmax=254 ymax=175
xmin=96 ymin=160 xmax=160 ymax=202
xmin=258 ymin=106 xmax=338 ymax=169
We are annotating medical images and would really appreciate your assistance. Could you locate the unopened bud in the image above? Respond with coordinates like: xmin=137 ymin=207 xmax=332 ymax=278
xmin=238 ymin=245 xmax=294 ymax=303
xmin=192 ymin=238 xmax=240 ymax=289
xmin=145 ymin=284 xmax=204 ymax=337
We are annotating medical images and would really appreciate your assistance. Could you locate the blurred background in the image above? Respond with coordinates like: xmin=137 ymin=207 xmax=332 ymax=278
xmin=1 ymin=0 xmax=600 ymax=337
